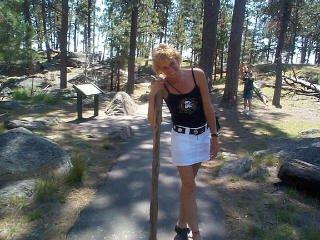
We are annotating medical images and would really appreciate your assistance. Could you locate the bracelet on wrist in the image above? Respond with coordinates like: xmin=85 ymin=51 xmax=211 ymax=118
xmin=211 ymin=133 xmax=219 ymax=137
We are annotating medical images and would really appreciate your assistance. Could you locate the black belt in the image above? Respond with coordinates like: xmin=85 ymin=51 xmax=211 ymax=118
xmin=173 ymin=124 xmax=208 ymax=136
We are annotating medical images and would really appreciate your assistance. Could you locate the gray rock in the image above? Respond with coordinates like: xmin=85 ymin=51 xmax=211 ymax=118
xmin=108 ymin=126 xmax=132 ymax=141
xmin=5 ymin=118 xmax=60 ymax=130
xmin=138 ymin=93 xmax=149 ymax=103
xmin=48 ymin=88 xmax=77 ymax=99
xmin=17 ymin=77 xmax=47 ymax=89
xmin=253 ymin=150 xmax=270 ymax=159
xmin=6 ymin=127 xmax=33 ymax=134
xmin=218 ymin=158 xmax=252 ymax=177
xmin=219 ymin=152 xmax=238 ymax=161
xmin=0 ymin=179 xmax=36 ymax=199
xmin=311 ymin=142 xmax=320 ymax=148
xmin=0 ymin=100 xmax=23 ymax=111
xmin=243 ymin=166 xmax=269 ymax=180
xmin=105 ymin=91 xmax=137 ymax=116
xmin=0 ymin=87 xmax=13 ymax=96
xmin=0 ymin=129 xmax=71 ymax=181
xmin=300 ymin=128 xmax=320 ymax=136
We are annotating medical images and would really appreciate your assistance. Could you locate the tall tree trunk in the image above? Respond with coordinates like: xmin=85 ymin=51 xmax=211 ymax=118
xmin=74 ymin=17 xmax=78 ymax=52
xmin=272 ymin=0 xmax=292 ymax=108
xmin=315 ymin=41 xmax=320 ymax=64
xmin=92 ymin=0 xmax=96 ymax=55
xmin=163 ymin=6 xmax=169 ymax=43
xmin=87 ymin=0 xmax=92 ymax=54
xmin=306 ymin=40 xmax=312 ymax=64
xmin=266 ymin=38 xmax=271 ymax=63
xmin=220 ymin=0 xmax=247 ymax=108
xmin=31 ymin=0 xmax=42 ymax=50
xmin=220 ymin=45 xmax=224 ymax=79
xmin=290 ymin=6 xmax=298 ymax=64
xmin=126 ymin=3 xmax=139 ymax=95
xmin=60 ymin=0 xmax=69 ymax=89
xmin=22 ymin=0 xmax=32 ymax=50
xmin=41 ymin=0 xmax=51 ymax=61
xmin=67 ymin=2 xmax=73 ymax=53
xmin=199 ymin=0 xmax=220 ymax=90
xmin=249 ymin=14 xmax=258 ymax=64
xmin=241 ymin=15 xmax=249 ymax=64
xmin=300 ymin=37 xmax=308 ymax=63
xmin=83 ymin=24 xmax=87 ymax=52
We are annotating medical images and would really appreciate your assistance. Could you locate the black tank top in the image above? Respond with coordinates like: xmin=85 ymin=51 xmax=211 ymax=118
xmin=164 ymin=69 xmax=206 ymax=128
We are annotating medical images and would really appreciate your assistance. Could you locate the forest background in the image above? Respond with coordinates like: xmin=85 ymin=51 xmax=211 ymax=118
xmin=1 ymin=0 xmax=320 ymax=107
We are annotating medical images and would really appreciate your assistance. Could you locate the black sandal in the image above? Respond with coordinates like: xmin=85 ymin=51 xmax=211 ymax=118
xmin=174 ymin=225 xmax=190 ymax=240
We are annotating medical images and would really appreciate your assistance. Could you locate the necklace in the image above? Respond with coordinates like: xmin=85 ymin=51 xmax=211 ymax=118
xmin=166 ymin=80 xmax=183 ymax=94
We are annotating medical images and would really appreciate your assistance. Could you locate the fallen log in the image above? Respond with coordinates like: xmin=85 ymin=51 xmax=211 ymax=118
xmin=283 ymin=75 xmax=320 ymax=93
xmin=278 ymin=159 xmax=320 ymax=193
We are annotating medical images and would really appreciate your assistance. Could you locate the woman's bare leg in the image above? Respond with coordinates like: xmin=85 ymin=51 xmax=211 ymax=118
xmin=177 ymin=163 xmax=201 ymax=228
xmin=177 ymin=163 xmax=202 ymax=239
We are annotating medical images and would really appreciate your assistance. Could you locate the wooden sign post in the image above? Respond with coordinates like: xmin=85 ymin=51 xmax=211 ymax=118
xmin=149 ymin=91 xmax=162 ymax=240
xmin=73 ymin=83 xmax=104 ymax=119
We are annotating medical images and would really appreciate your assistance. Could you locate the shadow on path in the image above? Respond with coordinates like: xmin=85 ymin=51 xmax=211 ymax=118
xmin=67 ymin=105 xmax=226 ymax=240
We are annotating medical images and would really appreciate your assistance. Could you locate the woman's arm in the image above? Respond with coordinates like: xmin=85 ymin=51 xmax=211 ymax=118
xmin=148 ymin=79 xmax=165 ymax=128
xmin=192 ymin=68 xmax=217 ymax=134
xmin=192 ymin=68 xmax=218 ymax=158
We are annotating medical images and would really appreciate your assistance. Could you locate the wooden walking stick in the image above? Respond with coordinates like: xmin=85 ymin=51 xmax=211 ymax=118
xmin=149 ymin=90 xmax=162 ymax=240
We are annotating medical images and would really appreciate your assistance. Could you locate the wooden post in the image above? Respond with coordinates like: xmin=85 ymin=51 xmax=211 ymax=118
xmin=149 ymin=92 xmax=162 ymax=240
xmin=77 ymin=92 xmax=83 ymax=120
xmin=94 ymin=94 xmax=99 ymax=116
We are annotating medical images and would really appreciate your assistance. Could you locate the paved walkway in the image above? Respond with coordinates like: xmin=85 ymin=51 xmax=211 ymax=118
xmin=67 ymin=105 xmax=226 ymax=240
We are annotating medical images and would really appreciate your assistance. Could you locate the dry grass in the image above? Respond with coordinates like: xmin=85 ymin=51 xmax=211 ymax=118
xmin=205 ymin=64 xmax=320 ymax=240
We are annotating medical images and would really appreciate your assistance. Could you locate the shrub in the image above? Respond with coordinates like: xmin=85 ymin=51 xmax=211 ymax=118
xmin=66 ymin=152 xmax=86 ymax=186
xmin=12 ymin=88 xmax=30 ymax=100
xmin=32 ymin=92 xmax=57 ymax=104
xmin=34 ymin=178 xmax=59 ymax=202
xmin=27 ymin=210 xmax=42 ymax=221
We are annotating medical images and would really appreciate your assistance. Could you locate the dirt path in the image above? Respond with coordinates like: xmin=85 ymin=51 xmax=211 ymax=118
xmin=66 ymin=104 xmax=226 ymax=240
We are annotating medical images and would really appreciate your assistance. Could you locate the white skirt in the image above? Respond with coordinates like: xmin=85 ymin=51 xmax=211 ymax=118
xmin=170 ymin=125 xmax=211 ymax=166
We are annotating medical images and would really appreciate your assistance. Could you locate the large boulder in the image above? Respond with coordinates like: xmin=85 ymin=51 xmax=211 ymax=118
xmin=0 ymin=128 xmax=71 ymax=181
xmin=0 ymin=179 xmax=36 ymax=199
xmin=218 ymin=158 xmax=252 ymax=177
xmin=105 ymin=91 xmax=137 ymax=116
xmin=5 ymin=118 xmax=60 ymax=130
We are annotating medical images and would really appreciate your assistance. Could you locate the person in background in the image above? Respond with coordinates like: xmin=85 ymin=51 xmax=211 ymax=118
xmin=148 ymin=44 xmax=218 ymax=240
xmin=242 ymin=66 xmax=254 ymax=116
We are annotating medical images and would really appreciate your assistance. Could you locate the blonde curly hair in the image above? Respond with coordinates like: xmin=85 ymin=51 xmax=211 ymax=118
xmin=152 ymin=44 xmax=182 ymax=74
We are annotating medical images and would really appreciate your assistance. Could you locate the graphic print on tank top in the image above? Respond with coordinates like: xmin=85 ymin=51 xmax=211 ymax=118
xmin=178 ymin=97 xmax=199 ymax=114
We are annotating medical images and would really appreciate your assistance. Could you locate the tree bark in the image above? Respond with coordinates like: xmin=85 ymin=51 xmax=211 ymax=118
xmin=266 ymin=38 xmax=271 ymax=63
xmin=241 ymin=15 xmax=249 ymax=65
xmin=278 ymin=159 xmax=320 ymax=193
xmin=60 ymin=0 xmax=69 ymax=89
xmin=249 ymin=14 xmax=258 ymax=64
xmin=87 ymin=0 xmax=92 ymax=54
xmin=290 ymin=6 xmax=298 ymax=64
xmin=41 ymin=0 xmax=51 ymax=61
xmin=126 ymin=2 xmax=139 ymax=95
xmin=315 ymin=41 xmax=320 ymax=64
xmin=22 ymin=0 xmax=32 ymax=50
xmin=300 ymin=36 xmax=308 ymax=64
xmin=199 ymin=0 xmax=220 ymax=89
xmin=272 ymin=0 xmax=292 ymax=108
xmin=220 ymin=0 xmax=247 ymax=108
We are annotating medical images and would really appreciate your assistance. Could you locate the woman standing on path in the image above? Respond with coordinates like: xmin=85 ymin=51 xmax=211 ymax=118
xmin=148 ymin=44 xmax=219 ymax=240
